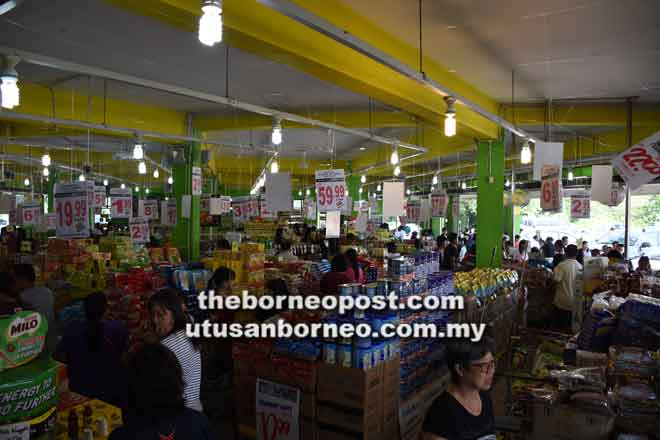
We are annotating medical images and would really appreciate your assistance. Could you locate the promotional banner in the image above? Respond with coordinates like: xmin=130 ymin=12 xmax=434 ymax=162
xmin=608 ymin=187 xmax=626 ymax=207
xmin=192 ymin=167 xmax=203 ymax=196
xmin=405 ymin=200 xmax=421 ymax=223
xmin=45 ymin=213 xmax=57 ymax=230
xmin=259 ymin=197 xmax=276 ymax=219
xmin=54 ymin=182 xmax=90 ymax=238
xmin=232 ymin=196 xmax=250 ymax=223
xmin=325 ymin=210 xmax=341 ymax=238
xmin=266 ymin=172 xmax=293 ymax=214
xmin=570 ymin=192 xmax=591 ymax=219
xmin=430 ymin=190 xmax=449 ymax=217
xmin=315 ymin=169 xmax=347 ymax=212
xmin=256 ymin=379 xmax=300 ymax=440
xmin=110 ymin=188 xmax=133 ymax=219
xmin=200 ymin=196 xmax=210 ymax=213
xmin=94 ymin=186 xmax=106 ymax=209
xmin=613 ymin=131 xmax=660 ymax=191
xmin=129 ymin=217 xmax=150 ymax=244
xmin=161 ymin=200 xmax=177 ymax=226
xmin=540 ymin=164 xmax=562 ymax=212
xmin=139 ymin=199 xmax=159 ymax=220
xmin=18 ymin=203 xmax=42 ymax=226
xmin=383 ymin=181 xmax=405 ymax=218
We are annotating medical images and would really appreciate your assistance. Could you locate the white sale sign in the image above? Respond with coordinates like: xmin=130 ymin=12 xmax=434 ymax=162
xmin=256 ymin=379 xmax=300 ymax=440
xmin=315 ymin=169 xmax=347 ymax=212
xmin=54 ymin=182 xmax=90 ymax=238
xmin=303 ymin=198 xmax=316 ymax=220
xmin=110 ymin=188 xmax=133 ymax=219
xmin=210 ymin=197 xmax=231 ymax=215
xmin=129 ymin=217 xmax=150 ymax=244
xmin=160 ymin=200 xmax=177 ymax=226
xmin=94 ymin=186 xmax=106 ymax=209
xmin=139 ymin=199 xmax=159 ymax=220
xmin=45 ymin=213 xmax=57 ymax=230
xmin=19 ymin=203 xmax=42 ymax=226
xmin=232 ymin=197 xmax=250 ymax=223
xmin=613 ymin=131 xmax=660 ymax=191
xmin=431 ymin=191 xmax=449 ymax=217
xmin=192 ymin=167 xmax=203 ymax=196
xmin=259 ymin=198 xmax=275 ymax=219
xmin=570 ymin=193 xmax=591 ymax=219
xmin=540 ymin=165 xmax=562 ymax=212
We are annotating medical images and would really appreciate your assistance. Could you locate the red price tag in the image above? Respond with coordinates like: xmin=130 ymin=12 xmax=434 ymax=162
xmin=571 ymin=195 xmax=591 ymax=219
xmin=129 ymin=218 xmax=150 ymax=244
xmin=613 ymin=132 xmax=660 ymax=191
xmin=54 ymin=192 xmax=89 ymax=238
xmin=316 ymin=169 xmax=346 ymax=212
xmin=20 ymin=204 xmax=41 ymax=226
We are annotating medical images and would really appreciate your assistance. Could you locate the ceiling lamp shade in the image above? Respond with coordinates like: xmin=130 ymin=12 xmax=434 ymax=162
xmin=520 ymin=140 xmax=532 ymax=165
xmin=444 ymin=96 xmax=457 ymax=137
xmin=1 ymin=55 xmax=20 ymax=109
xmin=138 ymin=161 xmax=147 ymax=175
xmin=390 ymin=146 xmax=399 ymax=165
xmin=41 ymin=153 xmax=51 ymax=167
xmin=199 ymin=0 xmax=223 ymax=46
xmin=271 ymin=118 xmax=282 ymax=146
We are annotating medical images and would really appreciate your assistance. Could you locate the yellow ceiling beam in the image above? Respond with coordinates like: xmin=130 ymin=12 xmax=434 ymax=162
xmin=501 ymin=104 xmax=660 ymax=128
xmin=105 ymin=0 xmax=498 ymax=140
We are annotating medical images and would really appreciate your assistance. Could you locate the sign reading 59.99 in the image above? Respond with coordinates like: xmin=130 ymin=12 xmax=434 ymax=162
xmin=315 ymin=169 xmax=347 ymax=212
xmin=54 ymin=183 xmax=90 ymax=238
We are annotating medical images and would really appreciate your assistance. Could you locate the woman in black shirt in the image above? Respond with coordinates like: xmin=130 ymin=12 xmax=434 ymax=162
xmin=422 ymin=338 xmax=496 ymax=440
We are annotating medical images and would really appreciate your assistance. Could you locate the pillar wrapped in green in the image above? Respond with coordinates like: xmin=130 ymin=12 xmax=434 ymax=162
xmin=476 ymin=140 xmax=504 ymax=268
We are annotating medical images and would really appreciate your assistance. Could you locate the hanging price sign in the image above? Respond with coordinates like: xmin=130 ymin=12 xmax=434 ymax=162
xmin=315 ymin=169 xmax=347 ymax=212
xmin=139 ymin=199 xmax=159 ymax=220
xmin=405 ymin=200 xmax=421 ymax=222
xmin=94 ymin=186 xmax=106 ymax=209
xmin=570 ymin=193 xmax=591 ymax=219
xmin=303 ymin=197 xmax=316 ymax=221
xmin=192 ymin=167 xmax=203 ymax=196
xmin=45 ymin=213 xmax=57 ymax=230
xmin=613 ymin=131 xmax=660 ymax=191
xmin=160 ymin=200 xmax=177 ymax=226
xmin=232 ymin=197 xmax=250 ymax=223
xmin=259 ymin=198 xmax=275 ymax=219
xmin=19 ymin=203 xmax=42 ymax=226
xmin=540 ymin=165 xmax=562 ymax=212
xmin=247 ymin=198 xmax=260 ymax=218
xmin=200 ymin=196 xmax=210 ymax=213
xmin=110 ymin=188 xmax=133 ymax=219
xmin=210 ymin=196 xmax=231 ymax=215
xmin=129 ymin=217 xmax=150 ymax=244
xmin=431 ymin=191 xmax=449 ymax=217
xmin=608 ymin=187 xmax=626 ymax=207
xmin=54 ymin=182 xmax=90 ymax=238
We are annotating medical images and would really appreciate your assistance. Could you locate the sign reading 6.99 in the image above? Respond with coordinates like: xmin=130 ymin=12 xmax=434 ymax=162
xmin=54 ymin=182 xmax=90 ymax=238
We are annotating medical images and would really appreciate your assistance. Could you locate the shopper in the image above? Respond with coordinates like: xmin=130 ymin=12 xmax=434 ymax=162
xmin=552 ymin=241 xmax=566 ymax=268
xmin=591 ymin=249 xmax=601 ymax=257
xmin=552 ymin=244 xmax=582 ymax=331
xmin=345 ymin=248 xmax=366 ymax=284
xmin=442 ymin=233 xmax=460 ymax=271
xmin=56 ymin=292 xmax=128 ymax=407
xmin=513 ymin=234 xmax=521 ymax=249
xmin=437 ymin=237 xmax=447 ymax=267
xmin=502 ymin=240 xmax=513 ymax=261
xmin=277 ymin=240 xmax=299 ymax=262
xmin=109 ymin=343 xmax=213 ymax=440
xmin=395 ymin=225 xmax=407 ymax=240
xmin=148 ymin=290 xmax=203 ymax=412
xmin=13 ymin=263 xmax=56 ymax=354
xmin=422 ymin=338 xmax=495 ymax=440
xmin=637 ymin=256 xmax=652 ymax=274
xmin=561 ymin=236 xmax=569 ymax=248
xmin=510 ymin=240 xmax=529 ymax=265
xmin=216 ymin=238 xmax=231 ymax=250
xmin=320 ymin=255 xmax=353 ymax=295
xmin=606 ymin=242 xmax=624 ymax=261
xmin=0 ymin=272 xmax=25 ymax=315
xmin=577 ymin=241 xmax=589 ymax=265
xmin=542 ymin=237 xmax=555 ymax=259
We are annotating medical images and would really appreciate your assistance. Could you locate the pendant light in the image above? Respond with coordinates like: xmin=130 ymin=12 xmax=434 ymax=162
xmin=153 ymin=169 xmax=160 ymax=179
xmin=42 ymin=167 xmax=49 ymax=177
xmin=406 ymin=188 xmax=411 ymax=196
xmin=198 ymin=0 xmax=223 ymax=46
xmin=461 ymin=181 xmax=467 ymax=190
xmin=135 ymin=186 xmax=140 ymax=192
xmin=132 ymin=142 xmax=144 ymax=160
xmin=145 ymin=188 xmax=150 ymax=194
xmin=103 ymin=178 xmax=109 ymax=186
xmin=394 ymin=165 xmax=401 ymax=176
xmin=390 ymin=145 xmax=399 ymax=165
xmin=444 ymin=96 xmax=457 ymax=137
xmin=360 ymin=175 xmax=366 ymax=184
xmin=520 ymin=140 xmax=532 ymax=165
xmin=270 ymin=157 xmax=279 ymax=174
xmin=23 ymin=177 xmax=29 ymax=186
xmin=359 ymin=187 xmax=363 ymax=194
xmin=78 ymin=174 xmax=85 ymax=182
xmin=305 ymin=188 xmax=310 ymax=197
xmin=377 ymin=184 xmax=381 ymax=192
xmin=431 ymin=186 xmax=435 ymax=192
xmin=568 ymin=169 xmax=574 ymax=181
xmin=298 ymin=190 xmax=302 ymax=197
xmin=432 ymin=174 xmax=438 ymax=185
xmin=41 ymin=153 xmax=51 ymax=167
xmin=138 ymin=161 xmax=147 ymax=175
xmin=120 ymin=183 xmax=126 ymax=189
xmin=505 ymin=178 xmax=511 ymax=188
xmin=1 ymin=55 xmax=20 ymax=109
xmin=168 ymin=176 xmax=174 ymax=185
xmin=271 ymin=118 xmax=282 ymax=146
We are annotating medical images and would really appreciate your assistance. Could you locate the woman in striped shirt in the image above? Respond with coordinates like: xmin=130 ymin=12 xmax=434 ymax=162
xmin=149 ymin=289 xmax=203 ymax=412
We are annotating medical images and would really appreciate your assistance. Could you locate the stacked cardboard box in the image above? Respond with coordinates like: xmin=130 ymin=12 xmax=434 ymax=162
xmin=316 ymin=358 xmax=400 ymax=440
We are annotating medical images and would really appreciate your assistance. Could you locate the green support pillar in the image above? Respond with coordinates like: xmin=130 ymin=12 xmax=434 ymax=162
xmin=476 ymin=140 xmax=505 ymax=268
xmin=173 ymin=139 xmax=201 ymax=262
xmin=504 ymin=204 xmax=522 ymax=239
xmin=46 ymin=170 xmax=58 ymax=213
xmin=446 ymin=195 xmax=458 ymax=234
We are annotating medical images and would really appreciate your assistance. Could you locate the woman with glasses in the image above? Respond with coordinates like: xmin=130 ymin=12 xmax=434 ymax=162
xmin=422 ymin=338 xmax=496 ymax=440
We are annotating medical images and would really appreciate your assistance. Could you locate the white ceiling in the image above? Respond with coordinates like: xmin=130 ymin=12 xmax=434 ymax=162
xmin=343 ymin=0 xmax=660 ymax=102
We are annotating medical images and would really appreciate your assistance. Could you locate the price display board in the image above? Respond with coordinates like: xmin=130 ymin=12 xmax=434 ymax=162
xmin=94 ymin=186 xmax=106 ymax=209
xmin=45 ymin=213 xmax=57 ymax=230
xmin=405 ymin=200 xmax=421 ymax=223
xmin=210 ymin=196 xmax=231 ymax=215
xmin=570 ymin=193 xmax=591 ymax=219
xmin=160 ymin=200 xmax=177 ymax=226
xmin=430 ymin=191 xmax=449 ymax=217
xmin=540 ymin=165 xmax=562 ymax=212
xmin=608 ymin=187 xmax=625 ymax=207
xmin=256 ymin=379 xmax=300 ymax=440
xmin=129 ymin=217 xmax=150 ymax=244
xmin=200 ymin=196 xmax=210 ymax=213
xmin=315 ymin=169 xmax=347 ymax=212
xmin=192 ymin=167 xmax=203 ymax=196
xmin=139 ymin=199 xmax=159 ymax=220
xmin=54 ymin=182 xmax=90 ymax=238
xmin=19 ymin=203 xmax=42 ymax=226
xmin=259 ymin=197 xmax=275 ymax=219
xmin=110 ymin=188 xmax=133 ymax=219
xmin=232 ymin=196 xmax=250 ymax=223
xmin=613 ymin=131 xmax=660 ymax=191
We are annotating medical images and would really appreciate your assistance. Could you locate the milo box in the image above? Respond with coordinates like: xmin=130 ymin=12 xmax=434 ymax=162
xmin=0 ymin=311 xmax=48 ymax=372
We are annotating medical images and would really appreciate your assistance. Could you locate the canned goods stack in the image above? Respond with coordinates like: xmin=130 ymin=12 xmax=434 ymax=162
xmin=427 ymin=271 xmax=454 ymax=296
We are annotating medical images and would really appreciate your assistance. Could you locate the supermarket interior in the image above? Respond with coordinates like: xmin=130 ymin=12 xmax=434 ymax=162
xmin=1 ymin=0 xmax=660 ymax=439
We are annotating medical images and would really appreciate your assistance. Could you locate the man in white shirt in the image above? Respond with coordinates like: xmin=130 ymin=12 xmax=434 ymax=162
xmin=552 ymin=244 xmax=582 ymax=331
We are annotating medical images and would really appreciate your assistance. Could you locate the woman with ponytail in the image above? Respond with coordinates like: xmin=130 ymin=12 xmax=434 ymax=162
xmin=56 ymin=292 xmax=129 ymax=406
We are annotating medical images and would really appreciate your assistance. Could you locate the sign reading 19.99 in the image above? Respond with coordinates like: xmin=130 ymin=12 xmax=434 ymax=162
xmin=53 ymin=182 xmax=90 ymax=238
xmin=315 ymin=169 xmax=347 ymax=212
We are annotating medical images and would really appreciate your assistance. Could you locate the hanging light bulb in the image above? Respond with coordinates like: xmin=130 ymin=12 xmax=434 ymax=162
xmin=41 ymin=153 xmax=51 ymax=167
xmin=359 ymin=187 xmax=363 ymax=194
xmin=165 ymin=197 xmax=169 ymax=201
xmin=42 ymin=167 xmax=49 ymax=177
xmin=432 ymin=174 xmax=439 ymax=185
xmin=23 ymin=177 xmax=29 ymax=186
xmin=133 ymin=142 xmax=144 ymax=160
xmin=520 ymin=140 xmax=532 ymax=165
xmin=198 ymin=0 xmax=223 ymax=46
xmin=377 ymin=184 xmax=381 ymax=192
xmin=406 ymin=188 xmax=411 ymax=195
xmin=135 ymin=186 xmax=140 ymax=192
xmin=1 ymin=55 xmax=20 ymax=109
xmin=505 ymin=179 xmax=511 ymax=188
xmin=168 ymin=176 xmax=174 ymax=185
xmin=461 ymin=181 xmax=467 ymax=190
xmin=271 ymin=118 xmax=282 ymax=145
xmin=145 ymin=188 xmax=150 ymax=194
xmin=444 ymin=96 xmax=457 ymax=137
xmin=568 ymin=169 xmax=574 ymax=181
xmin=305 ymin=188 xmax=310 ymax=197
xmin=78 ymin=173 xmax=85 ymax=182
xmin=394 ymin=165 xmax=401 ymax=176
xmin=390 ymin=146 xmax=399 ymax=165
xmin=360 ymin=175 xmax=366 ymax=184
xmin=431 ymin=186 xmax=435 ymax=192
xmin=120 ymin=183 xmax=126 ymax=189
xmin=103 ymin=178 xmax=109 ymax=186
xmin=138 ymin=161 xmax=147 ymax=175
xmin=298 ymin=190 xmax=302 ymax=197
xmin=153 ymin=169 xmax=160 ymax=179
xmin=270 ymin=157 xmax=279 ymax=173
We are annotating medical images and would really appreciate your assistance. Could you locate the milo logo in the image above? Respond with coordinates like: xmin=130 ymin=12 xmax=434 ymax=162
xmin=7 ymin=313 xmax=41 ymax=339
